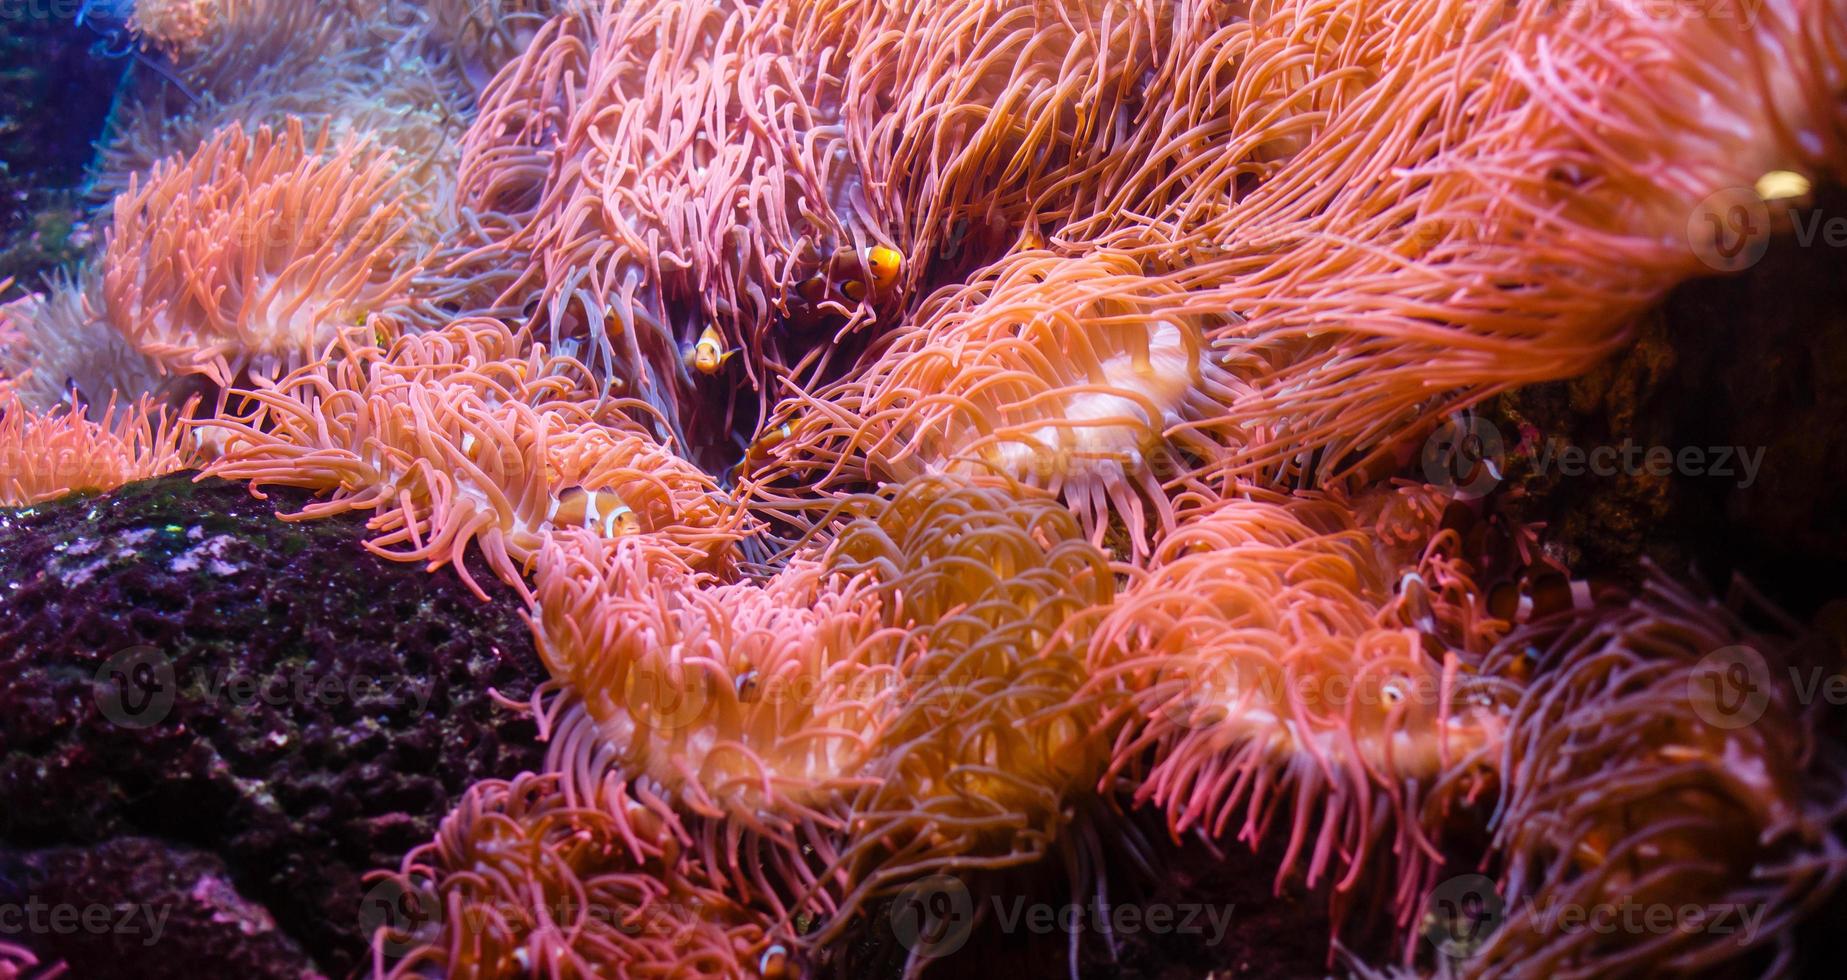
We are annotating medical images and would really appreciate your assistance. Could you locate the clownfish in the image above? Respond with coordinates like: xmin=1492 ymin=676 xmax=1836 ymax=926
xmin=728 ymin=422 xmax=794 ymax=482
xmin=864 ymin=244 xmax=903 ymax=291
xmin=550 ymin=487 xmax=642 ymax=536
xmin=683 ymin=325 xmax=740 ymax=375
xmin=747 ymin=422 xmax=792 ymax=463
xmin=827 ymin=244 xmax=904 ymax=297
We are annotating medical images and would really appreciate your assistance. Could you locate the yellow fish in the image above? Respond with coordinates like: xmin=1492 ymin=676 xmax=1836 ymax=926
xmin=684 ymin=325 xmax=739 ymax=375
xmin=864 ymin=244 xmax=903 ymax=291
xmin=826 ymin=244 xmax=905 ymax=301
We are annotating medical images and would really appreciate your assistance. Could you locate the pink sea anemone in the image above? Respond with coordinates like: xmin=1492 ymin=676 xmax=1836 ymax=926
xmin=201 ymin=316 xmax=746 ymax=598
xmin=1139 ymin=0 xmax=1847 ymax=485
xmin=1088 ymin=483 xmax=1518 ymax=934
xmin=103 ymin=119 xmax=429 ymax=386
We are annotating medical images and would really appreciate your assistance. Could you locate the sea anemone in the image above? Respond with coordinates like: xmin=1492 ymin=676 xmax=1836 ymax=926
xmin=0 ymin=388 xmax=196 ymax=508
xmin=0 ymin=270 xmax=177 ymax=416
xmin=1114 ymin=0 xmax=1846 ymax=486
xmin=425 ymin=0 xmax=561 ymax=90
xmin=453 ymin=0 xmax=872 ymax=451
xmin=102 ymin=119 xmax=430 ymax=387
xmin=524 ymin=472 xmax=1117 ymax=957
xmin=92 ymin=44 xmax=471 ymax=215
xmin=128 ymin=0 xmax=229 ymax=59
xmin=1451 ymin=571 xmax=1847 ymax=977
xmin=128 ymin=0 xmax=360 ymax=95
xmin=753 ymin=248 xmax=1248 ymax=557
xmin=201 ymin=316 xmax=744 ymax=598
xmin=457 ymin=0 xmax=1170 ymax=459
xmin=794 ymin=0 xmax=1162 ymax=277
xmin=373 ymin=772 xmax=778 ymax=979
xmin=1088 ymin=483 xmax=1515 ymax=933
xmin=528 ymin=529 xmax=912 ymax=840
xmin=18 ymin=0 xmax=1847 ymax=975
xmin=798 ymin=474 xmax=1120 ymax=943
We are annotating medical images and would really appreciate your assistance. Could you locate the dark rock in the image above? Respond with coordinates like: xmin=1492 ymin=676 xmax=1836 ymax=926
xmin=0 ymin=836 xmax=321 ymax=978
xmin=0 ymin=473 xmax=549 ymax=974
xmin=1489 ymin=182 xmax=1847 ymax=618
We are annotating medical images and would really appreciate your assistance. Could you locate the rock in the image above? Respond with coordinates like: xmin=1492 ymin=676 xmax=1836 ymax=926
xmin=0 ymin=474 xmax=549 ymax=974
xmin=0 ymin=837 xmax=321 ymax=979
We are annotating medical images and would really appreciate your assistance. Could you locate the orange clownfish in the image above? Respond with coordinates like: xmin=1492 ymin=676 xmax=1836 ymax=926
xmin=729 ymin=422 xmax=794 ymax=482
xmin=551 ymin=488 xmax=642 ymax=537
xmin=683 ymin=325 xmax=740 ymax=375
xmin=864 ymin=244 xmax=903 ymax=291
xmin=826 ymin=244 xmax=905 ymax=302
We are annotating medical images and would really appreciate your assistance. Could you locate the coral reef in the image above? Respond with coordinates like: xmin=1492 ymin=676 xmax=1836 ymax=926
xmin=2 ymin=0 xmax=1846 ymax=977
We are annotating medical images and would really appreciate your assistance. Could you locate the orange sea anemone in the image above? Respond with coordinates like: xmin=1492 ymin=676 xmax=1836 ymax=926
xmin=0 ymin=389 xmax=197 ymax=508
xmin=753 ymin=248 xmax=1249 ymax=557
xmin=1088 ymin=483 xmax=1516 ymax=935
xmin=793 ymin=474 xmax=1120 ymax=944
xmin=201 ymin=317 xmax=745 ymax=598
xmin=373 ymin=772 xmax=779 ymax=980
xmin=524 ymin=472 xmax=1118 ymax=957
xmin=128 ymin=0 xmax=226 ymax=58
xmin=529 ymin=530 xmax=913 ymax=841
xmin=1450 ymin=571 xmax=1847 ymax=977
xmin=103 ymin=119 xmax=430 ymax=387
